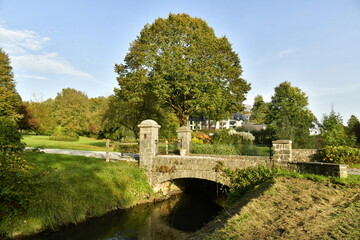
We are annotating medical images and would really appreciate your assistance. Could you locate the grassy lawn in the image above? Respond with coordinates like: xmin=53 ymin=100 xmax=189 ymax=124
xmin=22 ymin=134 xmax=112 ymax=151
xmin=7 ymin=153 xmax=152 ymax=238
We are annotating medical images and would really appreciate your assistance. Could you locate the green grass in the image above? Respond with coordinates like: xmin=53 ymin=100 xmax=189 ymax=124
xmin=7 ymin=153 xmax=152 ymax=238
xmin=22 ymin=134 xmax=112 ymax=151
xmin=190 ymin=143 xmax=270 ymax=156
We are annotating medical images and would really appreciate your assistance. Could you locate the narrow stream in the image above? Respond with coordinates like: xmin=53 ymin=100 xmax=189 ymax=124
xmin=23 ymin=193 xmax=223 ymax=240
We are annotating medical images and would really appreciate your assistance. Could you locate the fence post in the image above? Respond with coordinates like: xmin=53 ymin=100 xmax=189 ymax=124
xmin=106 ymin=139 xmax=110 ymax=162
xmin=165 ymin=140 xmax=168 ymax=155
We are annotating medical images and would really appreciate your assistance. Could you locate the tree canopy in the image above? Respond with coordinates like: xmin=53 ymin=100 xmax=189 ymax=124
xmin=0 ymin=48 xmax=22 ymax=120
xmin=265 ymin=81 xmax=314 ymax=148
xmin=52 ymin=88 xmax=90 ymax=134
xmin=115 ymin=13 xmax=250 ymax=126
xmin=321 ymin=111 xmax=356 ymax=147
xmin=250 ymin=95 xmax=268 ymax=124
xmin=347 ymin=115 xmax=360 ymax=144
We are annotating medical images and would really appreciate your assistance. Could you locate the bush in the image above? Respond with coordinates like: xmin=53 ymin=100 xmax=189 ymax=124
xmin=0 ymin=117 xmax=41 ymax=236
xmin=225 ymin=165 xmax=279 ymax=203
xmin=0 ymin=117 xmax=25 ymax=151
xmin=49 ymin=126 xmax=79 ymax=142
xmin=114 ymin=143 xmax=139 ymax=153
xmin=191 ymin=143 xmax=238 ymax=155
xmin=317 ymin=145 xmax=360 ymax=165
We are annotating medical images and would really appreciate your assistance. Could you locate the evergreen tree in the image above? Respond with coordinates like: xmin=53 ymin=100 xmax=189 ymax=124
xmin=0 ymin=48 xmax=22 ymax=120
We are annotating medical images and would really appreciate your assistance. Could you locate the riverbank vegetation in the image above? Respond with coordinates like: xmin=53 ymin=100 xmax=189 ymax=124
xmin=2 ymin=153 xmax=152 ymax=239
xmin=189 ymin=166 xmax=360 ymax=240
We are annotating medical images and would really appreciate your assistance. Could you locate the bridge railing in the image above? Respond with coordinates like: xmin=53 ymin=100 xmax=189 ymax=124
xmin=157 ymin=139 xmax=181 ymax=155
xmin=105 ymin=139 xmax=139 ymax=161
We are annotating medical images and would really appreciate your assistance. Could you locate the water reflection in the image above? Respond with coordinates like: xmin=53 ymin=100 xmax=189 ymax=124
xmin=23 ymin=193 xmax=222 ymax=240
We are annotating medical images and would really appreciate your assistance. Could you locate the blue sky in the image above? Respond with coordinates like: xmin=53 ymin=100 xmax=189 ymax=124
xmin=0 ymin=0 xmax=359 ymax=123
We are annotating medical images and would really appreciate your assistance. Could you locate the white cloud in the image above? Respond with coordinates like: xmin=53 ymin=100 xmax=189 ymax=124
xmin=277 ymin=48 xmax=296 ymax=57
xmin=16 ymin=74 xmax=48 ymax=80
xmin=0 ymin=25 xmax=93 ymax=79
xmin=0 ymin=25 xmax=49 ymax=54
xmin=12 ymin=53 xmax=93 ymax=79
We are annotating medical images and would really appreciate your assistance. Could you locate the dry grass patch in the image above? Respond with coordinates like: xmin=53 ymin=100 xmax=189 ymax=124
xmin=190 ymin=177 xmax=360 ymax=240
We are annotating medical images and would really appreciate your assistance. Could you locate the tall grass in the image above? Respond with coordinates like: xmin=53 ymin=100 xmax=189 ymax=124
xmin=8 ymin=153 xmax=152 ymax=238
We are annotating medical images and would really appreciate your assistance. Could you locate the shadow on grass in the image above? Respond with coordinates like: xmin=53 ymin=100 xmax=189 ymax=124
xmin=187 ymin=180 xmax=274 ymax=240
xmin=87 ymin=141 xmax=106 ymax=148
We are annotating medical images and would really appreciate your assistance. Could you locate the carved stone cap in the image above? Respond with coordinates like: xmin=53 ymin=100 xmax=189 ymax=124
xmin=272 ymin=140 xmax=292 ymax=144
xmin=138 ymin=119 xmax=161 ymax=128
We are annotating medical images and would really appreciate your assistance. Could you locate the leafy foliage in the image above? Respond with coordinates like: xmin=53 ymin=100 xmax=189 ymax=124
xmin=266 ymin=81 xmax=314 ymax=148
xmin=52 ymin=88 xmax=90 ymax=135
xmin=0 ymin=117 xmax=41 ymax=236
xmin=224 ymin=166 xmax=279 ymax=204
xmin=346 ymin=115 xmax=360 ymax=144
xmin=25 ymin=99 xmax=56 ymax=135
xmin=317 ymin=145 xmax=360 ymax=165
xmin=0 ymin=48 xmax=22 ymax=121
xmin=321 ymin=111 xmax=356 ymax=147
xmin=49 ymin=126 xmax=80 ymax=142
xmin=250 ymin=95 xmax=268 ymax=124
xmin=115 ymin=13 xmax=250 ymax=126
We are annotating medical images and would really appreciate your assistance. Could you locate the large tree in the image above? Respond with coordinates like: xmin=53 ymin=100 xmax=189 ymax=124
xmin=265 ymin=81 xmax=314 ymax=148
xmin=0 ymin=48 xmax=22 ymax=120
xmin=250 ymin=95 xmax=268 ymax=124
xmin=115 ymin=13 xmax=250 ymax=127
xmin=52 ymin=88 xmax=90 ymax=134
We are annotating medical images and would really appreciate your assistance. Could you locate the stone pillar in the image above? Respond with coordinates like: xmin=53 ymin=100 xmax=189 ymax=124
xmin=272 ymin=140 xmax=292 ymax=162
xmin=177 ymin=126 xmax=192 ymax=153
xmin=138 ymin=119 xmax=161 ymax=171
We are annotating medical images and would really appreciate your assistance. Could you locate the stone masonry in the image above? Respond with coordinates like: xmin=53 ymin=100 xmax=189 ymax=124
xmin=272 ymin=140 xmax=292 ymax=161
xmin=177 ymin=126 xmax=192 ymax=153
xmin=138 ymin=120 xmax=347 ymax=193
xmin=138 ymin=119 xmax=161 ymax=185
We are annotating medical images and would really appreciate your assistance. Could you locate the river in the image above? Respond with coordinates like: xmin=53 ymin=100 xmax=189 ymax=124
xmin=23 ymin=193 xmax=223 ymax=240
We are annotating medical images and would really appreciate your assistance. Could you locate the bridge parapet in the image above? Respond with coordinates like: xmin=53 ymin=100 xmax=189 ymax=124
xmin=150 ymin=155 xmax=271 ymax=188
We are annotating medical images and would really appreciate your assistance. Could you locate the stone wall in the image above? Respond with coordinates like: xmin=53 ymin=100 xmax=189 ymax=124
xmin=287 ymin=162 xmax=348 ymax=178
xmin=272 ymin=140 xmax=292 ymax=161
xmin=292 ymin=149 xmax=318 ymax=162
xmin=150 ymin=155 xmax=271 ymax=188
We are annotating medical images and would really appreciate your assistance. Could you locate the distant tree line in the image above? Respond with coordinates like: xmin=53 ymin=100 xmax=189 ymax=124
xmin=247 ymin=82 xmax=360 ymax=148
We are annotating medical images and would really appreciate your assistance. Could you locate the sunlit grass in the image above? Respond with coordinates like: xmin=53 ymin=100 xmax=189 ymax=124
xmin=22 ymin=134 xmax=112 ymax=151
xmin=8 ymin=153 xmax=152 ymax=238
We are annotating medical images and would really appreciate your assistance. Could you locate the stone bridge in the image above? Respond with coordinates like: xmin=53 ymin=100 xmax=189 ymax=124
xmin=137 ymin=119 xmax=347 ymax=194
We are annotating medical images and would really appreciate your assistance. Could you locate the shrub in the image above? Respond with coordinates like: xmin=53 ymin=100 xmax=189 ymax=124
xmin=0 ymin=117 xmax=25 ymax=151
xmin=0 ymin=117 xmax=41 ymax=236
xmin=49 ymin=126 xmax=79 ymax=142
xmin=114 ymin=143 xmax=139 ymax=153
xmin=191 ymin=131 xmax=212 ymax=144
xmin=317 ymin=145 xmax=360 ymax=165
xmin=191 ymin=143 xmax=238 ymax=155
xmin=224 ymin=165 xmax=279 ymax=203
